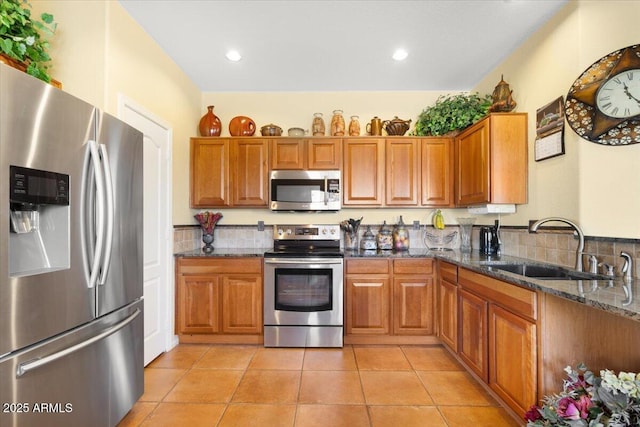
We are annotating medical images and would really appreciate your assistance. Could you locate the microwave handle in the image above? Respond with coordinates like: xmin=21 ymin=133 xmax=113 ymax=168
xmin=324 ymin=176 xmax=328 ymax=206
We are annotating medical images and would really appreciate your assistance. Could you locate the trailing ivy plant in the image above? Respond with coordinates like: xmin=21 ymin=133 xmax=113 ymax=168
xmin=413 ymin=93 xmax=492 ymax=136
xmin=0 ymin=0 xmax=56 ymax=83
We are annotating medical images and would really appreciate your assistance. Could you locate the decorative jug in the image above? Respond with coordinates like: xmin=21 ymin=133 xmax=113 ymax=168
xmin=383 ymin=116 xmax=412 ymax=136
xmin=199 ymin=106 xmax=222 ymax=137
xmin=366 ymin=116 xmax=383 ymax=136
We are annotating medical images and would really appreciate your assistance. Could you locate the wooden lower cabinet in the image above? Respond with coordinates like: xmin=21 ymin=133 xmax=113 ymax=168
xmin=458 ymin=288 xmax=488 ymax=381
xmin=345 ymin=257 xmax=436 ymax=344
xmin=175 ymin=257 xmax=263 ymax=343
xmin=436 ymin=261 xmax=458 ymax=352
xmin=456 ymin=267 xmax=538 ymax=418
xmin=489 ymin=304 xmax=537 ymax=416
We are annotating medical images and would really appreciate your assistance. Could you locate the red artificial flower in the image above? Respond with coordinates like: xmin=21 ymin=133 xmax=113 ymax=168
xmin=524 ymin=405 xmax=543 ymax=422
xmin=557 ymin=396 xmax=581 ymax=420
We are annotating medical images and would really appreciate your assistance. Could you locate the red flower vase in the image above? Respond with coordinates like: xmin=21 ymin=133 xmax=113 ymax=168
xmin=199 ymin=105 xmax=221 ymax=136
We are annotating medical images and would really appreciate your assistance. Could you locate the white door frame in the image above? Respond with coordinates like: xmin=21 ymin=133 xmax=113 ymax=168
xmin=117 ymin=94 xmax=177 ymax=355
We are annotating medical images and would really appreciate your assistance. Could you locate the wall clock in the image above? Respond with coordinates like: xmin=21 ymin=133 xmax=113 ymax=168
xmin=565 ymin=44 xmax=640 ymax=145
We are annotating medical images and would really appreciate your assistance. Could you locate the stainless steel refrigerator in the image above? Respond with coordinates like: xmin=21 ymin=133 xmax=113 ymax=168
xmin=0 ymin=63 xmax=143 ymax=427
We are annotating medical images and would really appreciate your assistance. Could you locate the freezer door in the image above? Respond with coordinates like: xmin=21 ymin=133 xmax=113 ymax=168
xmin=0 ymin=300 xmax=143 ymax=427
xmin=94 ymin=111 xmax=143 ymax=316
xmin=0 ymin=64 xmax=98 ymax=356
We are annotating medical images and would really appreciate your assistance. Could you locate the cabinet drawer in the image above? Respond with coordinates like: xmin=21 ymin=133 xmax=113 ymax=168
xmin=458 ymin=268 xmax=537 ymax=320
xmin=177 ymin=257 xmax=262 ymax=275
xmin=439 ymin=261 xmax=458 ymax=283
xmin=346 ymin=259 xmax=390 ymax=274
xmin=393 ymin=258 xmax=433 ymax=275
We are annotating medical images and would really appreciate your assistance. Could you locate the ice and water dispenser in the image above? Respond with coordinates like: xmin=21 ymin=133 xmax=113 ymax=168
xmin=9 ymin=165 xmax=70 ymax=277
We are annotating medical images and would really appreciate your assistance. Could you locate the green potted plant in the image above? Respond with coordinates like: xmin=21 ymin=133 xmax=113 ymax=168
xmin=0 ymin=0 xmax=56 ymax=83
xmin=413 ymin=93 xmax=492 ymax=136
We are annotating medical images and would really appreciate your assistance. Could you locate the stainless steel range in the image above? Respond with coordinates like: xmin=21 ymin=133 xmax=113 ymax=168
xmin=263 ymin=224 xmax=343 ymax=348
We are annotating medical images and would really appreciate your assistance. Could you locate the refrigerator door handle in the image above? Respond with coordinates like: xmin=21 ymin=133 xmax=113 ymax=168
xmin=97 ymin=143 xmax=114 ymax=286
xmin=80 ymin=140 xmax=106 ymax=289
xmin=16 ymin=308 xmax=141 ymax=377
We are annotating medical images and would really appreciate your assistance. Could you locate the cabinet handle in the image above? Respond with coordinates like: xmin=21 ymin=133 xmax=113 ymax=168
xmin=353 ymin=282 xmax=384 ymax=287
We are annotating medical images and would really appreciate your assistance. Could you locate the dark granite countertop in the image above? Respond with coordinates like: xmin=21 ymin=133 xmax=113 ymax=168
xmin=429 ymin=251 xmax=640 ymax=323
xmin=174 ymin=247 xmax=640 ymax=322
xmin=175 ymin=248 xmax=269 ymax=257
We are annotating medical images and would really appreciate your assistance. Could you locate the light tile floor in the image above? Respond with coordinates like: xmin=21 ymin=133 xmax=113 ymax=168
xmin=117 ymin=344 xmax=522 ymax=427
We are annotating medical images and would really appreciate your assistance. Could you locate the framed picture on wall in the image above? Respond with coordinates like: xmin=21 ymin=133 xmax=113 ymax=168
xmin=535 ymin=96 xmax=565 ymax=161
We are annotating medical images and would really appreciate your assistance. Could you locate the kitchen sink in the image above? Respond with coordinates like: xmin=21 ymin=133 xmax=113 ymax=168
xmin=486 ymin=263 xmax=609 ymax=281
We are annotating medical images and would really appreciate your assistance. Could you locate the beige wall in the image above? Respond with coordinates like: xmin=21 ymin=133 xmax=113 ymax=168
xmin=473 ymin=0 xmax=640 ymax=238
xmin=30 ymin=1 xmax=202 ymax=223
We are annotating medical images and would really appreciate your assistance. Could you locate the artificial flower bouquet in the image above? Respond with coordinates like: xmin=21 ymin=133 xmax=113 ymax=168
xmin=194 ymin=211 xmax=222 ymax=235
xmin=525 ymin=364 xmax=640 ymax=426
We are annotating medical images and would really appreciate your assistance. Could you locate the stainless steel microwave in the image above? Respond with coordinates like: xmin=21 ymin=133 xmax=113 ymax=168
xmin=269 ymin=170 xmax=341 ymax=211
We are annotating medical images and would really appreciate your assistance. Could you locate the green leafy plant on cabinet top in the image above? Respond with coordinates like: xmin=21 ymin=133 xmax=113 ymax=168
xmin=413 ymin=93 xmax=492 ymax=136
xmin=0 ymin=0 xmax=56 ymax=83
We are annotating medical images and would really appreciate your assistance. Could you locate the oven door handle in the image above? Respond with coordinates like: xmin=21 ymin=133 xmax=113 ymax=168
xmin=264 ymin=258 xmax=343 ymax=265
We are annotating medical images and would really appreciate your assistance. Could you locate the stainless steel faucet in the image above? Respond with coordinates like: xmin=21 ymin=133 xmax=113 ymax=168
xmin=529 ymin=217 xmax=585 ymax=272
xmin=620 ymin=251 xmax=634 ymax=282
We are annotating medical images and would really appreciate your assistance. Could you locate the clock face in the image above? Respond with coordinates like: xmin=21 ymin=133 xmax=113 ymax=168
xmin=596 ymin=69 xmax=640 ymax=119
xmin=565 ymin=44 xmax=640 ymax=145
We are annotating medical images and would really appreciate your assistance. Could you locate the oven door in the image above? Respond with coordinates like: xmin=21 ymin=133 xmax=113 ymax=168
xmin=263 ymin=257 xmax=343 ymax=326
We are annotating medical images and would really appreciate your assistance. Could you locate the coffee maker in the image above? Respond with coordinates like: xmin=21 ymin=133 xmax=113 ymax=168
xmin=479 ymin=220 xmax=501 ymax=255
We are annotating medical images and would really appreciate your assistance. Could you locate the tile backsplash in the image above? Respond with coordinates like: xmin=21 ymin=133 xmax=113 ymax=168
xmin=174 ymin=225 xmax=639 ymax=279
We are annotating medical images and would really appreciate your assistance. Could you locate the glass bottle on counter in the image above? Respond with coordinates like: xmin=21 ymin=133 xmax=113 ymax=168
xmin=377 ymin=221 xmax=393 ymax=250
xmin=360 ymin=225 xmax=377 ymax=251
xmin=393 ymin=215 xmax=410 ymax=251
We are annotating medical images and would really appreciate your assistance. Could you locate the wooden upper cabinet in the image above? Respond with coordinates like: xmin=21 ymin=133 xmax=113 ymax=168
xmin=308 ymin=138 xmax=341 ymax=169
xmin=342 ymin=138 xmax=385 ymax=206
xmin=386 ymin=138 xmax=419 ymax=206
xmin=270 ymin=138 xmax=341 ymax=170
xmin=421 ymin=137 xmax=454 ymax=207
xmin=270 ymin=138 xmax=305 ymax=169
xmin=455 ymin=113 xmax=527 ymax=206
xmin=231 ymin=139 xmax=269 ymax=207
xmin=190 ymin=138 xmax=230 ymax=208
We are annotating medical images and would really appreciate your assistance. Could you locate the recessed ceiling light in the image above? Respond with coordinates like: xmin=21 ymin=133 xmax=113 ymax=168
xmin=225 ymin=50 xmax=242 ymax=62
xmin=392 ymin=49 xmax=408 ymax=61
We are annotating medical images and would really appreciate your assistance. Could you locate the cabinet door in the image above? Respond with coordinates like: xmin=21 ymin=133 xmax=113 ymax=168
xmin=489 ymin=304 xmax=537 ymax=416
xmin=458 ymin=288 xmax=488 ymax=381
xmin=437 ymin=277 xmax=458 ymax=351
xmin=455 ymin=119 xmax=490 ymax=206
xmin=232 ymin=139 xmax=269 ymax=206
xmin=308 ymin=138 xmax=341 ymax=169
xmin=222 ymin=274 xmax=262 ymax=334
xmin=386 ymin=138 xmax=419 ymax=206
xmin=342 ymin=138 xmax=385 ymax=206
xmin=346 ymin=276 xmax=390 ymax=334
xmin=421 ymin=138 xmax=454 ymax=207
xmin=177 ymin=274 xmax=220 ymax=334
xmin=190 ymin=138 xmax=230 ymax=207
xmin=393 ymin=276 xmax=434 ymax=335
xmin=271 ymin=139 xmax=305 ymax=170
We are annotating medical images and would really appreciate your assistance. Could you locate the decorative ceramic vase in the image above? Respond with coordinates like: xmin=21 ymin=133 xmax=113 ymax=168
xmin=199 ymin=105 xmax=222 ymax=137
xmin=312 ymin=112 xmax=326 ymax=136
xmin=202 ymin=233 xmax=214 ymax=253
xmin=348 ymin=115 xmax=361 ymax=136
xmin=330 ymin=110 xmax=345 ymax=136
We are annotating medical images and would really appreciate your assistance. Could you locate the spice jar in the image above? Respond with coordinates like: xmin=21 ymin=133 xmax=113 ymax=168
xmin=360 ymin=225 xmax=377 ymax=251
xmin=377 ymin=221 xmax=393 ymax=250
xmin=393 ymin=215 xmax=410 ymax=251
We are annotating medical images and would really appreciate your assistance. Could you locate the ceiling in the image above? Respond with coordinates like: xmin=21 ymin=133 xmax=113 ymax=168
xmin=118 ymin=0 xmax=568 ymax=93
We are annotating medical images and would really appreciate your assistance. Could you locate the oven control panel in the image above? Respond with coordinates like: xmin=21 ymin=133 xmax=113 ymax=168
xmin=273 ymin=224 xmax=340 ymax=240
